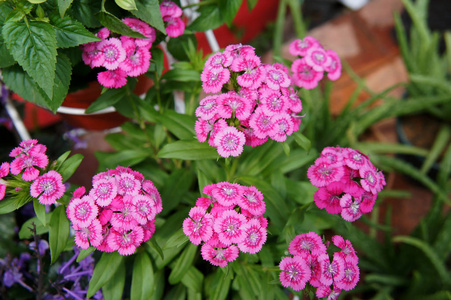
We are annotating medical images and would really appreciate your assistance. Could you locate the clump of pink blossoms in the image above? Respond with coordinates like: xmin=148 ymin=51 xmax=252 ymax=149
xmin=183 ymin=182 xmax=268 ymax=267
xmin=66 ymin=166 xmax=162 ymax=256
xmin=279 ymin=232 xmax=359 ymax=299
xmin=289 ymin=36 xmax=342 ymax=89
xmin=307 ymin=146 xmax=386 ymax=222
xmin=195 ymin=44 xmax=303 ymax=158
xmin=81 ymin=1 xmax=184 ymax=89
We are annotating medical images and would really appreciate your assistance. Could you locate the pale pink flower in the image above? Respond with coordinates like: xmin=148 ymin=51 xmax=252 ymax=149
xmin=160 ymin=0 xmax=183 ymax=18
xmin=164 ymin=16 xmax=185 ymax=38
xmin=0 ymin=162 xmax=10 ymax=201
xmin=236 ymin=63 xmax=266 ymax=89
xmin=319 ymin=253 xmax=345 ymax=286
xmin=237 ymin=219 xmax=267 ymax=254
xmin=116 ymin=173 xmax=141 ymax=196
xmin=211 ymin=182 xmax=243 ymax=207
xmin=335 ymin=259 xmax=360 ymax=291
xmin=249 ymin=107 xmax=274 ymax=139
xmin=119 ymin=41 xmax=151 ymax=77
xmin=97 ymin=38 xmax=126 ymax=70
xmin=133 ymin=194 xmax=157 ymax=225
xmin=217 ymin=92 xmax=252 ymax=121
xmin=304 ymin=45 xmax=331 ymax=72
xmin=313 ymin=181 xmax=345 ymax=215
xmin=110 ymin=196 xmax=139 ymax=231
xmin=307 ymin=157 xmax=345 ymax=187
xmin=90 ymin=178 xmax=117 ymax=207
xmin=74 ymin=219 xmax=103 ymax=249
xmin=201 ymin=67 xmax=230 ymax=94
xmin=208 ymin=119 xmax=228 ymax=147
xmin=325 ymin=49 xmax=342 ymax=81
xmin=281 ymin=87 xmax=303 ymax=113
xmin=259 ymin=89 xmax=287 ymax=116
xmin=205 ymin=52 xmax=233 ymax=69
xmin=269 ymin=113 xmax=295 ymax=142
xmin=97 ymin=69 xmax=128 ymax=88
xmin=238 ymin=185 xmax=266 ymax=216
xmin=195 ymin=119 xmax=214 ymax=143
xmin=279 ymin=256 xmax=312 ymax=291
xmin=30 ymin=171 xmax=65 ymax=205
xmin=289 ymin=36 xmax=319 ymax=57
xmin=195 ymin=95 xmax=219 ymax=121
xmin=264 ymin=65 xmax=291 ymax=90
xmin=213 ymin=209 xmax=247 ymax=245
xmin=340 ymin=194 xmax=363 ymax=222
xmin=291 ymin=58 xmax=323 ymax=89
xmin=67 ymin=195 xmax=99 ymax=228
xmin=107 ymin=226 xmax=144 ymax=256
xmin=201 ymin=243 xmax=239 ymax=267
xmin=288 ymin=232 xmax=327 ymax=257
xmin=183 ymin=206 xmax=214 ymax=245
xmin=213 ymin=126 xmax=246 ymax=158
xmin=359 ymin=166 xmax=381 ymax=194
xmin=10 ymin=152 xmax=49 ymax=181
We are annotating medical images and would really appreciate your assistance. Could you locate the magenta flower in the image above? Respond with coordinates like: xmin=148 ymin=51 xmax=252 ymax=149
xmin=132 ymin=194 xmax=157 ymax=225
xmin=107 ymin=226 xmax=144 ymax=256
xmin=213 ymin=209 xmax=247 ymax=245
xmin=259 ymin=88 xmax=287 ymax=116
xmin=325 ymin=49 xmax=342 ymax=81
xmin=195 ymin=95 xmax=219 ymax=121
xmin=237 ymin=219 xmax=267 ymax=254
xmin=332 ymin=235 xmax=358 ymax=263
xmin=307 ymin=157 xmax=345 ymax=187
xmin=269 ymin=113 xmax=295 ymax=142
xmin=81 ymin=42 xmax=104 ymax=68
xmin=313 ymin=181 xmax=345 ymax=215
xmin=182 ymin=206 xmax=214 ymax=245
xmin=316 ymin=285 xmax=341 ymax=300
xmin=116 ymin=173 xmax=141 ymax=196
xmin=318 ymin=253 xmax=345 ymax=286
xmin=208 ymin=119 xmax=228 ymax=147
xmin=264 ymin=65 xmax=291 ymax=90
xmin=249 ymin=107 xmax=275 ymax=139
xmin=0 ymin=162 xmax=10 ymax=201
xmin=201 ymin=67 xmax=230 ymax=94
xmin=359 ymin=166 xmax=381 ymax=194
xmin=67 ymin=195 xmax=99 ymax=228
xmin=339 ymin=194 xmax=363 ymax=222
xmin=288 ymin=232 xmax=327 ymax=257
xmin=217 ymin=92 xmax=252 ymax=121
xmin=334 ymin=259 xmax=360 ymax=291
xmin=30 ymin=170 xmax=65 ymax=205
xmin=279 ymin=256 xmax=312 ymax=291
xmin=195 ymin=119 xmax=214 ymax=143
xmin=237 ymin=185 xmax=266 ymax=216
xmin=291 ymin=58 xmax=324 ymax=89
xmin=90 ymin=178 xmax=117 ymax=207
xmin=10 ymin=152 xmax=49 ymax=181
xmin=97 ymin=38 xmax=126 ymax=70
xmin=213 ymin=126 xmax=246 ymax=158
xmin=282 ymin=87 xmax=303 ymax=113
xmin=110 ymin=196 xmax=139 ymax=231
xmin=10 ymin=139 xmax=45 ymax=157
xmin=205 ymin=52 xmax=233 ymax=69
xmin=119 ymin=43 xmax=151 ymax=77
xmin=74 ymin=219 xmax=103 ymax=249
xmin=304 ymin=45 xmax=331 ymax=72
xmin=97 ymin=69 xmax=128 ymax=88
xmin=236 ymin=64 xmax=266 ymax=90
xmin=163 ymin=16 xmax=185 ymax=38
xmin=201 ymin=244 xmax=239 ymax=267
xmin=160 ymin=0 xmax=183 ymax=18
xmin=211 ymin=182 xmax=243 ymax=207
xmin=289 ymin=36 xmax=319 ymax=57
xmin=122 ymin=17 xmax=156 ymax=48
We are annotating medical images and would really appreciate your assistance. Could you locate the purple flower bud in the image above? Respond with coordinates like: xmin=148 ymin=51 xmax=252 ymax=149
xmin=29 ymin=240 xmax=49 ymax=256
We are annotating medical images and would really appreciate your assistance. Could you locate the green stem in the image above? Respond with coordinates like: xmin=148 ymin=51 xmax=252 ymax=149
xmin=287 ymin=0 xmax=307 ymax=38
xmin=273 ymin=0 xmax=287 ymax=58
xmin=154 ymin=71 xmax=163 ymax=114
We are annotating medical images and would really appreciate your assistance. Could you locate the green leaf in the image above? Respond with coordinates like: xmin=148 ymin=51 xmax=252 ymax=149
xmin=87 ymin=252 xmax=124 ymax=298
xmin=161 ymin=68 xmax=201 ymax=82
xmin=49 ymin=52 xmax=72 ymax=112
xmin=210 ymin=269 xmax=233 ymax=300
xmin=219 ymin=0 xmax=242 ymax=27
xmin=420 ymin=125 xmax=450 ymax=175
xmin=246 ymin=0 xmax=257 ymax=10
xmin=76 ymin=247 xmax=96 ymax=262
xmin=146 ymin=238 xmax=164 ymax=261
xmin=166 ymin=33 xmax=198 ymax=61
xmin=102 ymin=256 xmax=126 ymax=300
xmin=0 ymin=197 xmax=24 ymax=214
xmin=160 ymin=169 xmax=194 ymax=215
xmin=57 ymin=0 xmax=74 ymax=18
xmin=131 ymin=251 xmax=154 ymax=300
xmin=3 ymin=20 xmax=57 ymax=99
xmin=96 ymin=11 xmax=146 ymax=38
xmin=49 ymin=205 xmax=70 ymax=264
xmin=156 ymin=110 xmax=196 ymax=141
xmin=57 ymin=153 xmax=84 ymax=181
xmin=85 ymin=87 xmax=127 ymax=113
xmin=115 ymin=0 xmax=137 ymax=10
xmin=158 ymin=140 xmax=219 ymax=160
xmin=33 ymin=198 xmax=47 ymax=226
xmin=169 ymin=243 xmax=198 ymax=284
xmin=293 ymin=131 xmax=311 ymax=153
xmin=71 ymin=0 xmax=101 ymax=28
xmin=18 ymin=213 xmax=52 ymax=239
xmin=95 ymin=149 xmax=149 ymax=170
xmin=0 ymin=34 xmax=15 ymax=68
xmin=132 ymin=0 xmax=166 ymax=34
xmin=188 ymin=5 xmax=223 ymax=32
xmin=51 ymin=14 xmax=100 ymax=48
xmin=164 ymin=228 xmax=189 ymax=249
xmin=181 ymin=266 xmax=204 ymax=293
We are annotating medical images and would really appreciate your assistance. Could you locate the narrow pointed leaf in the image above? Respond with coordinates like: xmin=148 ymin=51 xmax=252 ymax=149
xmin=101 ymin=257 xmax=126 ymax=300
xmin=33 ymin=199 xmax=47 ymax=226
xmin=131 ymin=251 xmax=154 ymax=300
xmin=169 ymin=243 xmax=198 ymax=284
xmin=96 ymin=11 xmax=146 ymax=38
xmin=49 ymin=205 xmax=70 ymax=264
xmin=87 ymin=252 xmax=124 ymax=298
xmin=158 ymin=140 xmax=219 ymax=160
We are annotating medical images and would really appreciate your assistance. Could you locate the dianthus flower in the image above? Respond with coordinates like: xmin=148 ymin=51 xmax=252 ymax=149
xmin=184 ymin=182 xmax=267 ymax=267
xmin=66 ymin=166 xmax=162 ymax=255
xmin=196 ymin=44 xmax=303 ymax=158
xmin=0 ymin=162 xmax=10 ymax=200
xmin=307 ymin=146 xmax=386 ymax=222
xmin=10 ymin=140 xmax=49 ymax=181
xmin=29 ymin=170 xmax=65 ymax=205
xmin=279 ymin=234 xmax=359 ymax=297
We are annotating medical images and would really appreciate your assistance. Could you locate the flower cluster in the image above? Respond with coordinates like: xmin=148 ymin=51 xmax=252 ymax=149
xmin=307 ymin=146 xmax=386 ymax=222
xmin=81 ymin=1 xmax=184 ymax=89
xmin=2 ymin=139 xmax=65 ymax=205
xmin=279 ymin=232 xmax=359 ymax=299
xmin=196 ymin=44 xmax=303 ymax=157
xmin=289 ymin=36 xmax=342 ymax=89
xmin=66 ymin=166 xmax=162 ymax=256
xmin=183 ymin=182 xmax=267 ymax=267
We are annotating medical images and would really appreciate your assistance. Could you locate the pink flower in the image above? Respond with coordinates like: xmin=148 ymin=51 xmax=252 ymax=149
xmin=160 ymin=0 xmax=183 ymax=18
xmin=217 ymin=92 xmax=252 ymax=121
xmin=201 ymin=243 xmax=239 ymax=267
xmin=324 ymin=49 xmax=342 ymax=81
xmin=334 ymin=259 xmax=360 ymax=291
xmin=236 ymin=64 xmax=266 ymax=90
xmin=332 ymin=235 xmax=358 ymax=263
xmin=122 ymin=18 xmax=156 ymax=48
xmin=242 ymin=125 xmax=268 ymax=147
xmin=74 ymin=219 xmax=103 ymax=249
xmin=318 ymin=253 xmax=345 ymax=286
xmin=195 ymin=95 xmax=219 ymax=121
xmin=316 ymin=285 xmax=341 ymax=300
xmin=90 ymin=178 xmax=117 ymax=207
xmin=289 ymin=36 xmax=319 ymax=57
xmin=291 ymin=58 xmax=323 ymax=89
xmin=0 ymin=162 xmax=10 ymax=201
xmin=359 ymin=191 xmax=377 ymax=214
xmin=10 ymin=139 xmax=46 ymax=157
xmin=116 ymin=173 xmax=141 ymax=196
xmin=264 ymin=65 xmax=291 ymax=90
xmin=359 ymin=166 xmax=381 ymax=194
xmin=213 ymin=209 xmax=247 ymax=245
xmin=97 ymin=69 xmax=128 ymax=88
xmin=213 ymin=126 xmax=246 ymax=158
xmin=211 ymin=182 xmax=243 ymax=207
xmin=321 ymin=146 xmax=345 ymax=164
xmin=259 ymin=89 xmax=287 ymax=116
xmin=10 ymin=152 xmax=49 ymax=181
xmin=237 ymin=185 xmax=266 ymax=216
xmin=237 ymin=219 xmax=267 ymax=254
xmin=342 ymin=148 xmax=369 ymax=170
xmin=307 ymin=157 xmax=345 ymax=187
xmin=142 ymin=180 xmax=162 ymax=214
xmin=205 ymin=52 xmax=233 ymax=69
xmin=340 ymin=194 xmax=363 ymax=222
xmin=82 ymin=42 xmax=104 ymax=68
xmin=279 ymin=256 xmax=312 ymax=291
xmin=133 ymin=194 xmax=157 ymax=225
xmin=107 ymin=226 xmax=144 ymax=256
xmin=304 ymin=45 xmax=331 ymax=72
xmin=67 ymin=195 xmax=99 ymax=228
xmin=288 ymin=232 xmax=327 ymax=257
xmin=97 ymin=38 xmax=126 ymax=70
xmin=119 ymin=42 xmax=151 ymax=77
xmin=110 ymin=196 xmax=139 ymax=231
xmin=313 ymin=181 xmax=345 ymax=215
xmin=282 ymin=87 xmax=303 ymax=113
xmin=30 ymin=171 xmax=65 ymax=205
xmin=269 ymin=113 xmax=295 ymax=142
xmin=249 ymin=107 xmax=274 ymax=139
xmin=195 ymin=119 xmax=214 ymax=143
xmin=201 ymin=67 xmax=230 ymax=94
xmin=208 ymin=119 xmax=228 ymax=147
xmin=183 ymin=206 xmax=214 ymax=245
xmin=163 ymin=16 xmax=185 ymax=38
xmin=96 ymin=27 xmax=110 ymax=40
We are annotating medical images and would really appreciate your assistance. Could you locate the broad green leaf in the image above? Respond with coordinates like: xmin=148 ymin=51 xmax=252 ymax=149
xmin=219 ymin=0 xmax=242 ymax=27
xmin=18 ymin=213 xmax=52 ymax=239
xmin=160 ymin=169 xmax=194 ymax=215
xmin=28 ymin=0 xmax=47 ymax=3
xmin=0 ymin=35 xmax=15 ymax=68
xmin=133 ymin=0 xmax=166 ymax=34
xmin=95 ymin=149 xmax=149 ymax=170
xmin=293 ymin=131 xmax=311 ymax=153
xmin=96 ymin=11 xmax=146 ymax=38
xmin=115 ymin=0 xmax=137 ymax=10
xmin=131 ymin=251 xmax=154 ymax=300
xmin=51 ymin=14 xmax=100 ymax=48
xmin=85 ymin=87 xmax=127 ymax=113
xmin=57 ymin=0 xmax=74 ymax=17
xmin=3 ymin=20 xmax=57 ymax=99
xmin=181 ymin=266 xmax=204 ymax=293
xmin=76 ymin=247 xmax=96 ymax=262
xmin=57 ymin=153 xmax=84 ymax=181
xmin=87 ymin=252 xmax=124 ymax=298
xmin=161 ymin=69 xmax=201 ymax=83
xmin=33 ymin=198 xmax=47 ymax=226
xmin=188 ymin=5 xmax=223 ymax=32
xmin=101 ymin=256 xmax=126 ymax=300
xmin=164 ymin=228 xmax=189 ymax=249
xmin=157 ymin=110 xmax=196 ymax=141
xmin=236 ymin=263 xmax=262 ymax=297
xmin=157 ymin=140 xmax=219 ymax=160
xmin=71 ymin=0 xmax=101 ymax=28
xmin=146 ymin=238 xmax=164 ymax=261
xmin=49 ymin=205 xmax=70 ymax=264
xmin=210 ymin=269 xmax=233 ymax=300
xmin=169 ymin=243 xmax=198 ymax=284
xmin=49 ymin=53 xmax=72 ymax=113
xmin=0 ymin=197 xmax=24 ymax=214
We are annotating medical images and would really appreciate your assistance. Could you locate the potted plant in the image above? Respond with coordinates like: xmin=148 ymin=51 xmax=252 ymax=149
xmin=393 ymin=0 xmax=451 ymax=178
